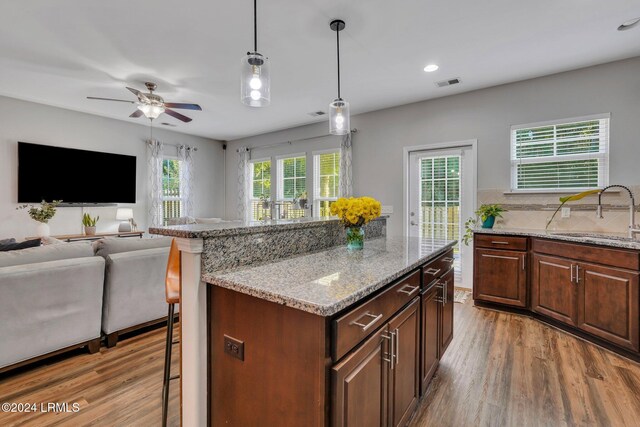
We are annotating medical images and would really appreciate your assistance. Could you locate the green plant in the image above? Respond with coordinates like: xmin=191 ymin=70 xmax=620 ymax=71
xmin=82 ymin=213 xmax=99 ymax=227
xmin=545 ymin=189 xmax=600 ymax=230
xmin=259 ymin=193 xmax=270 ymax=202
xmin=297 ymin=191 xmax=308 ymax=200
xmin=462 ymin=204 xmax=507 ymax=246
xmin=16 ymin=200 xmax=62 ymax=223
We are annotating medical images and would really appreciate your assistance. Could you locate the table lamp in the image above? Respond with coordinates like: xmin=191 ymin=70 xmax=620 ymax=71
xmin=116 ymin=208 xmax=134 ymax=232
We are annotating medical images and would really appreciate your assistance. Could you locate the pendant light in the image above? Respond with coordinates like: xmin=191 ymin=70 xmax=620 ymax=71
xmin=241 ymin=0 xmax=270 ymax=107
xmin=329 ymin=19 xmax=350 ymax=135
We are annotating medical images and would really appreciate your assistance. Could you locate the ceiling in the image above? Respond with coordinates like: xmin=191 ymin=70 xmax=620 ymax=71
xmin=0 ymin=1 xmax=638 ymax=141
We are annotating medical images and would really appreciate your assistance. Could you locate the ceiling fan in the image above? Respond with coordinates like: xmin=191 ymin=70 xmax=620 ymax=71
xmin=87 ymin=82 xmax=202 ymax=123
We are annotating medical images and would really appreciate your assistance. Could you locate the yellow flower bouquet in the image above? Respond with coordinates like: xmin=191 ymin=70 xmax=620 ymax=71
xmin=330 ymin=196 xmax=382 ymax=250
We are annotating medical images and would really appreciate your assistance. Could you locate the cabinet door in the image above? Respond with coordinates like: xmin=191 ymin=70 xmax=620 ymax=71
xmin=473 ymin=248 xmax=527 ymax=307
xmin=577 ymin=262 xmax=640 ymax=351
xmin=388 ymin=298 xmax=420 ymax=427
xmin=332 ymin=328 xmax=390 ymax=427
xmin=439 ymin=268 xmax=454 ymax=356
xmin=531 ymin=254 xmax=577 ymax=326
xmin=420 ymin=286 xmax=440 ymax=395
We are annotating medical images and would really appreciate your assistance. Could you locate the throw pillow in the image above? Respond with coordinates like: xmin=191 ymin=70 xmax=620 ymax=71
xmin=0 ymin=238 xmax=42 ymax=252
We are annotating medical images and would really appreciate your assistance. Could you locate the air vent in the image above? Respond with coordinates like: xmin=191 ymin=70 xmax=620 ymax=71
xmin=435 ymin=78 xmax=461 ymax=88
xmin=307 ymin=111 xmax=326 ymax=117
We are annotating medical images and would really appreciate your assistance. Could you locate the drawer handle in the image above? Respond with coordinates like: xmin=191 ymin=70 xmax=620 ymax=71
xmin=397 ymin=284 xmax=420 ymax=296
xmin=442 ymin=257 xmax=454 ymax=263
xmin=424 ymin=268 xmax=441 ymax=276
xmin=491 ymin=241 xmax=510 ymax=245
xmin=351 ymin=312 xmax=384 ymax=331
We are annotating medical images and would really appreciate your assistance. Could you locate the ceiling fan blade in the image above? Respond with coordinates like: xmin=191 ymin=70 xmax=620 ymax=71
xmin=164 ymin=102 xmax=202 ymax=111
xmin=126 ymin=86 xmax=150 ymax=103
xmin=164 ymin=108 xmax=192 ymax=123
xmin=129 ymin=109 xmax=144 ymax=118
xmin=87 ymin=96 xmax=135 ymax=103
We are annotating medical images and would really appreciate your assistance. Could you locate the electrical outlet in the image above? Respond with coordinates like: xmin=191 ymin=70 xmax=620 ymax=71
xmin=224 ymin=335 xmax=244 ymax=361
xmin=561 ymin=207 xmax=571 ymax=218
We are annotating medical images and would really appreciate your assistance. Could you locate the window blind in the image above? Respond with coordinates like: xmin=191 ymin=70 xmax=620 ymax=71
xmin=278 ymin=156 xmax=306 ymax=199
xmin=314 ymin=151 xmax=341 ymax=217
xmin=510 ymin=115 xmax=609 ymax=191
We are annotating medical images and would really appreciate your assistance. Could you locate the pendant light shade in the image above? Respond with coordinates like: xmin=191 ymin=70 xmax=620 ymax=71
xmin=241 ymin=53 xmax=270 ymax=107
xmin=329 ymin=20 xmax=349 ymax=135
xmin=241 ymin=0 xmax=270 ymax=107
xmin=329 ymin=99 xmax=350 ymax=135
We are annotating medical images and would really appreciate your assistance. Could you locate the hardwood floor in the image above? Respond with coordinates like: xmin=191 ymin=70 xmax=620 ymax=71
xmin=0 ymin=324 xmax=180 ymax=427
xmin=410 ymin=303 xmax=640 ymax=427
xmin=1 ymin=301 xmax=639 ymax=427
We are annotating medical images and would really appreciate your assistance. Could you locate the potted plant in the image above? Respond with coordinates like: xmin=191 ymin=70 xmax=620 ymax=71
xmin=82 ymin=213 xmax=100 ymax=236
xmin=297 ymin=191 xmax=308 ymax=209
xmin=16 ymin=200 xmax=62 ymax=238
xmin=462 ymin=204 xmax=507 ymax=245
xmin=259 ymin=193 xmax=270 ymax=209
xmin=330 ymin=196 xmax=382 ymax=250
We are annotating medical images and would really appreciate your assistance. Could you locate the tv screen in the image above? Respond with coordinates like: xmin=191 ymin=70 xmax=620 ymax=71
xmin=18 ymin=142 xmax=137 ymax=204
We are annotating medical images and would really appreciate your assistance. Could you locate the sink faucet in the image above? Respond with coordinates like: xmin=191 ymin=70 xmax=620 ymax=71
xmin=596 ymin=185 xmax=640 ymax=239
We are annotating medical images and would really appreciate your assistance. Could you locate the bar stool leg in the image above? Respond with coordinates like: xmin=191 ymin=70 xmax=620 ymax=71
xmin=162 ymin=303 xmax=175 ymax=427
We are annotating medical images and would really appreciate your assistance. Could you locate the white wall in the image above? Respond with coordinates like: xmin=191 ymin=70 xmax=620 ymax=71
xmin=0 ymin=95 xmax=225 ymax=240
xmin=225 ymin=57 xmax=640 ymax=236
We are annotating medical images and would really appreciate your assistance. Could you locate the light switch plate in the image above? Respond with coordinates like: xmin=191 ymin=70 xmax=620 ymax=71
xmin=561 ymin=207 xmax=570 ymax=218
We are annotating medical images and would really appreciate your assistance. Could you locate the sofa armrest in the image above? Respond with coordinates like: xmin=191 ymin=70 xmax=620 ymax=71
xmin=0 ymin=257 xmax=105 ymax=369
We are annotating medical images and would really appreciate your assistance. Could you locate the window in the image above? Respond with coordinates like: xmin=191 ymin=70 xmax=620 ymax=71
xmin=511 ymin=115 xmax=609 ymax=191
xmin=162 ymin=158 xmax=183 ymax=225
xmin=278 ymin=155 xmax=306 ymax=200
xmin=250 ymin=159 xmax=271 ymax=220
xmin=314 ymin=151 xmax=340 ymax=217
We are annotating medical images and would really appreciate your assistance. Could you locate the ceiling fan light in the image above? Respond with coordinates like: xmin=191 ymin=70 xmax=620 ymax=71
xmin=138 ymin=104 xmax=165 ymax=119
xmin=329 ymin=99 xmax=350 ymax=135
xmin=241 ymin=53 xmax=270 ymax=107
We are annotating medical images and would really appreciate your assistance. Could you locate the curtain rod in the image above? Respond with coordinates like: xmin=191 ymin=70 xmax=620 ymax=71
xmin=237 ymin=128 xmax=357 ymax=152
xmin=146 ymin=139 xmax=198 ymax=151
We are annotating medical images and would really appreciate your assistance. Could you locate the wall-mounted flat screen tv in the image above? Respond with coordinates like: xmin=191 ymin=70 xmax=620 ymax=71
xmin=18 ymin=142 xmax=137 ymax=204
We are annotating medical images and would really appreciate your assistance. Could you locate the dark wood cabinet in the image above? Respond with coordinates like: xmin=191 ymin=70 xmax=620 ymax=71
xmin=420 ymin=284 xmax=440 ymax=394
xmin=473 ymin=247 xmax=527 ymax=308
xmin=439 ymin=268 xmax=455 ymax=356
xmin=388 ymin=298 xmax=420 ymax=427
xmin=577 ymin=261 xmax=639 ymax=351
xmin=332 ymin=328 xmax=390 ymax=427
xmin=531 ymin=253 xmax=577 ymax=326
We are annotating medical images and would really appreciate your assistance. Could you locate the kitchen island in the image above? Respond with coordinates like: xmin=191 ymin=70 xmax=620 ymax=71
xmin=150 ymin=218 xmax=455 ymax=426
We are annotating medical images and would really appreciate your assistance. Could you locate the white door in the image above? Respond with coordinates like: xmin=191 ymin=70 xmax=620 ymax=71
xmin=408 ymin=145 xmax=476 ymax=289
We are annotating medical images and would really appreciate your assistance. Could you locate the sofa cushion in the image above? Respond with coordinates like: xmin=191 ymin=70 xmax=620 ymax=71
xmin=0 ymin=239 xmax=41 ymax=253
xmin=0 ymin=241 xmax=93 ymax=268
xmin=92 ymin=237 xmax=172 ymax=258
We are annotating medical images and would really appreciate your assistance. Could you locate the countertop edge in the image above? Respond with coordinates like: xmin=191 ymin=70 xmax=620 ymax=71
xmin=473 ymin=228 xmax=640 ymax=250
xmin=204 ymin=241 xmax=457 ymax=317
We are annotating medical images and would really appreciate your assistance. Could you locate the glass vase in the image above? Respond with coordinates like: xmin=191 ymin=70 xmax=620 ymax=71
xmin=346 ymin=226 xmax=365 ymax=250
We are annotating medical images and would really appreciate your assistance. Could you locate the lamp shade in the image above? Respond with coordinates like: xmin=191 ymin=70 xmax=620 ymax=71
xmin=241 ymin=53 xmax=270 ymax=107
xmin=116 ymin=208 xmax=134 ymax=220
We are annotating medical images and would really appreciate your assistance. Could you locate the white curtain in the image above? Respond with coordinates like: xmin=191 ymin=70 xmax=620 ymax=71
xmin=178 ymin=145 xmax=195 ymax=218
xmin=148 ymin=139 xmax=164 ymax=228
xmin=339 ymin=132 xmax=353 ymax=197
xmin=237 ymin=147 xmax=251 ymax=221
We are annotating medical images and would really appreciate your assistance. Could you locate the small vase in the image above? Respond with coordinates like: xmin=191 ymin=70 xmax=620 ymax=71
xmin=481 ymin=216 xmax=496 ymax=229
xmin=346 ymin=226 xmax=365 ymax=250
xmin=35 ymin=222 xmax=50 ymax=238
xmin=84 ymin=226 xmax=97 ymax=236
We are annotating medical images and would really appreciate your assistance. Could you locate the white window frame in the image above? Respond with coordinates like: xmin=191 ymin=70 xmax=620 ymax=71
xmin=248 ymin=157 xmax=272 ymax=220
xmin=277 ymin=153 xmax=307 ymax=201
xmin=313 ymin=149 xmax=341 ymax=216
xmin=161 ymin=156 xmax=185 ymax=224
xmin=509 ymin=113 xmax=610 ymax=193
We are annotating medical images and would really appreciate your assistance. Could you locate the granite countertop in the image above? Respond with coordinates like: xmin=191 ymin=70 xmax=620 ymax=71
xmin=204 ymin=236 xmax=456 ymax=317
xmin=149 ymin=217 xmax=387 ymax=239
xmin=474 ymin=228 xmax=640 ymax=250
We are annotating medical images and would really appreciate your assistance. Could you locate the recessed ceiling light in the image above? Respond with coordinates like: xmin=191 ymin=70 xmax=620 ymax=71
xmin=423 ymin=64 xmax=439 ymax=72
xmin=618 ymin=17 xmax=640 ymax=31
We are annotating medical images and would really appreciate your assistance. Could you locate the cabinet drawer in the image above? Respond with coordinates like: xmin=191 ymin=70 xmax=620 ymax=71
xmin=422 ymin=249 xmax=454 ymax=288
xmin=532 ymin=238 xmax=640 ymax=270
xmin=333 ymin=270 xmax=421 ymax=361
xmin=475 ymin=234 xmax=527 ymax=251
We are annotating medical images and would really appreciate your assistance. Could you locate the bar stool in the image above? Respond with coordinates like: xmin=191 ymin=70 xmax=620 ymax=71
xmin=162 ymin=239 xmax=181 ymax=427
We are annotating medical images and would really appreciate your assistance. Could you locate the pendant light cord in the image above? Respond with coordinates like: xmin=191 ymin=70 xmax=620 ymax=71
xmin=253 ymin=0 xmax=258 ymax=52
xmin=336 ymin=26 xmax=341 ymax=100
